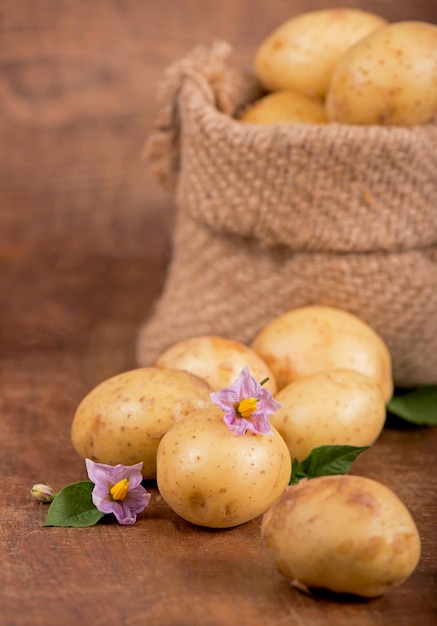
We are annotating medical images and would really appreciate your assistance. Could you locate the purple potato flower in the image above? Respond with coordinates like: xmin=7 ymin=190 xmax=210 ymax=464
xmin=85 ymin=459 xmax=151 ymax=525
xmin=210 ymin=366 xmax=282 ymax=436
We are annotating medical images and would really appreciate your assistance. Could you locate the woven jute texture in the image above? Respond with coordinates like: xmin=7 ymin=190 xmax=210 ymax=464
xmin=137 ymin=41 xmax=437 ymax=387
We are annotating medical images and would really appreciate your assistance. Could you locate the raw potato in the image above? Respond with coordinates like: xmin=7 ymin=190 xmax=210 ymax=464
xmin=272 ymin=369 xmax=386 ymax=461
xmin=251 ymin=305 xmax=393 ymax=402
xmin=155 ymin=335 xmax=277 ymax=395
xmin=326 ymin=21 xmax=437 ymax=126
xmin=261 ymin=475 xmax=421 ymax=597
xmin=70 ymin=367 xmax=213 ymax=479
xmin=238 ymin=90 xmax=327 ymax=125
xmin=254 ymin=8 xmax=388 ymax=98
xmin=156 ymin=405 xmax=291 ymax=528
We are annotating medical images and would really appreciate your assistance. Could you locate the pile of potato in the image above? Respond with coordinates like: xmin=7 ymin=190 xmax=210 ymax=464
xmin=239 ymin=8 xmax=437 ymax=126
xmin=70 ymin=304 xmax=421 ymax=598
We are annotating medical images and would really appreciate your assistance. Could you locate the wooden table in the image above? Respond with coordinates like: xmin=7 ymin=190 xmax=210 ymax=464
xmin=1 ymin=2 xmax=436 ymax=624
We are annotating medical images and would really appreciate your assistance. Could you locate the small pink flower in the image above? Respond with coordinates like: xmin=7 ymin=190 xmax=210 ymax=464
xmin=85 ymin=459 xmax=151 ymax=525
xmin=210 ymin=366 xmax=282 ymax=436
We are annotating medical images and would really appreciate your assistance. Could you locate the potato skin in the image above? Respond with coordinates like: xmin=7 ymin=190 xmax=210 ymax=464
xmin=254 ymin=8 xmax=387 ymax=97
xmin=238 ymin=90 xmax=327 ymax=125
xmin=251 ymin=305 xmax=393 ymax=402
xmin=156 ymin=406 xmax=291 ymax=528
xmin=155 ymin=335 xmax=277 ymax=395
xmin=70 ymin=367 xmax=213 ymax=479
xmin=261 ymin=475 xmax=421 ymax=597
xmin=272 ymin=369 xmax=386 ymax=461
xmin=326 ymin=21 xmax=437 ymax=126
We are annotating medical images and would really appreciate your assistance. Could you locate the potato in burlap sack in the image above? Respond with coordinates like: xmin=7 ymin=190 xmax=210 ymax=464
xmin=137 ymin=41 xmax=437 ymax=388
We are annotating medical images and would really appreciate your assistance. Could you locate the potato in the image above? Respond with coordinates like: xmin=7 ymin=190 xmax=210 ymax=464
xmin=251 ymin=305 xmax=393 ymax=402
xmin=261 ymin=475 xmax=421 ymax=597
xmin=254 ymin=9 xmax=387 ymax=98
xmin=238 ymin=90 xmax=327 ymax=125
xmin=70 ymin=367 xmax=213 ymax=479
xmin=272 ymin=369 xmax=386 ymax=461
xmin=326 ymin=21 xmax=437 ymax=126
xmin=156 ymin=405 xmax=291 ymax=528
xmin=155 ymin=335 xmax=277 ymax=395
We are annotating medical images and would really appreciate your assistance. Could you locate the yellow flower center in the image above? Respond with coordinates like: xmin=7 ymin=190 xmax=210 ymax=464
xmin=237 ymin=397 xmax=258 ymax=418
xmin=110 ymin=478 xmax=130 ymax=501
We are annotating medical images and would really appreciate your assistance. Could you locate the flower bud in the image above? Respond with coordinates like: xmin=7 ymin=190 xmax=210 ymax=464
xmin=31 ymin=483 xmax=56 ymax=503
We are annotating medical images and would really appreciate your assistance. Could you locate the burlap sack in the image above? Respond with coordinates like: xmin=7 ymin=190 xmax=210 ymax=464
xmin=137 ymin=41 xmax=437 ymax=388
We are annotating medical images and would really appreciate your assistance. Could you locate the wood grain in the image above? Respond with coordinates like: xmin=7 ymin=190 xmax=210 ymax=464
xmin=1 ymin=2 xmax=436 ymax=625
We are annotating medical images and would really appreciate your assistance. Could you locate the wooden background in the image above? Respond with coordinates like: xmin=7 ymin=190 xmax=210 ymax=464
xmin=1 ymin=1 xmax=436 ymax=625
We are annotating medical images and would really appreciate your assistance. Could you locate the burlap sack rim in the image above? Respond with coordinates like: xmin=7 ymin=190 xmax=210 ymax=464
xmin=146 ymin=40 xmax=437 ymax=254
xmin=178 ymin=73 xmax=437 ymax=253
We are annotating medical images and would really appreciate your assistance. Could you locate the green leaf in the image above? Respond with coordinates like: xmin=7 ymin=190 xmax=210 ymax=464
xmin=290 ymin=445 xmax=370 ymax=484
xmin=387 ymin=386 xmax=437 ymax=426
xmin=43 ymin=481 xmax=106 ymax=527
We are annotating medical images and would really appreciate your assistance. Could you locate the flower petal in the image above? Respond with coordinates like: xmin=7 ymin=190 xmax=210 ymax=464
xmin=126 ymin=486 xmax=152 ymax=512
xmin=85 ymin=458 xmax=115 ymax=487
xmin=117 ymin=462 xmax=144 ymax=489
xmin=111 ymin=501 xmax=137 ymax=525
xmin=248 ymin=411 xmax=273 ymax=435
xmin=113 ymin=488 xmax=151 ymax=525
xmin=86 ymin=459 xmax=144 ymax=488
xmin=258 ymin=392 xmax=283 ymax=415
xmin=210 ymin=387 xmax=239 ymax=412
xmin=224 ymin=412 xmax=248 ymax=436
